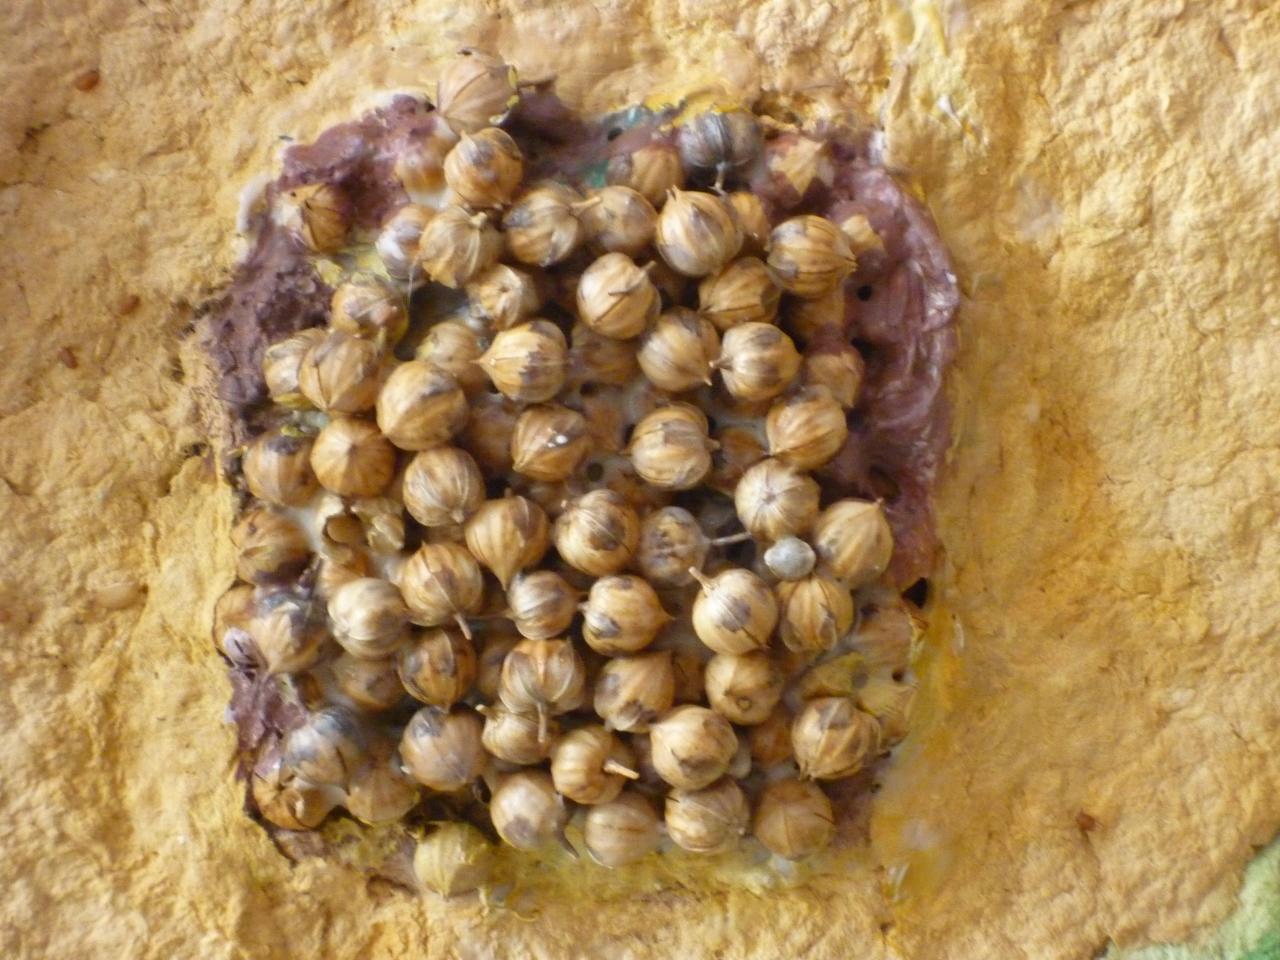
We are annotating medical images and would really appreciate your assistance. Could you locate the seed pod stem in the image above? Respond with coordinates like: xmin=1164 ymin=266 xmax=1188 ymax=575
xmin=603 ymin=759 xmax=640 ymax=780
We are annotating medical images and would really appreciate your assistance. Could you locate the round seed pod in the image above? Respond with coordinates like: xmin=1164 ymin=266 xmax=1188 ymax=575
xmin=689 ymin=567 xmax=778 ymax=655
xmin=636 ymin=308 xmax=719 ymax=393
xmin=506 ymin=570 xmax=579 ymax=641
xmin=593 ymin=651 xmax=676 ymax=733
xmin=414 ymin=821 xmax=496 ymax=898
xmin=331 ymin=653 xmax=405 ymax=712
xmin=698 ymin=257 xmax=781 ymax=331
xmin=242 ymin=430 xmax=317 ymax=507
xmin=581 ymin=185 xmax=657 ymax=256
xmin=583 ymin=790 xmax=662 ymax=867
xmin=708 ymin=424 xmax=766 ymax=496
xmin=550 ymin=725 xmax=639 ymax=805
xmin=460 ymin=393 xmax=519 ymax=475
xmin=727 ymin=191 xmax=770 ymax=254
xmin=397 ymin=627 xmax=476 ymax=707
xmin=803 ymin=344 xmax=864 ymax=409
xmin=376 ymin=204 xmax=434 ymax=282
xmin=477 ymin=320 xmax=568 ymax=403
xmin=464 ymin=496 xmax=550 ymax=588
xmin=399 ymin=706 xmax=485 ymax=791
xmin=553 ymin=489 xmax=640 ymax=577
xmin=784 ymin=286 xmax=846 ymax=344
xmin=262 ymin=328 xmax=326 ymax=409
xmin=811 ymin=499 xmax=894 ymax=588
xmin=375 ymin=361 xmax=469 ymax=452
xmin=250 ymin=590 xmax=327 ymax=674
xmin=402 ymin=447 xmax=484 ymax=528
xmin=232 ymin=507 xmax=310 ymax=585
xmin=715 ymin=322 xmax=802 ymax=402
xmin=766 ymin=386 xmax=849 ymax=470
xmin=393 ymin=128 xmax=453 ymax=200
xmin=704 ymin=651 xmax=783 ymax=725
xmin=344 ymin=738 xmax=422 ymax=825
xmin=734 ymin=458 xmax=820 ymax=542
xmin=502 ymin=181 xmax=588 ymax=266
xmin=767 ymin=215 xmax=857 ymax=299
xmin=580 ymin=575 xmax=670 ymax=655
xmin=856 ymin=674 xmax=916 ymax=744
xmin=764 ymin=135 xmax=833 ymax=201
xmin=627 ymin=404 xmax=716 ymax=490
xmin=753 ymin=778 xmax=835 ymax=859
xmin=330 ymin=273 xmax=408 ymax=344
xmin=655 ymin=189 xmax=742 ymax=277
xmin=664 ymin=777 xmax=749 ymax=854
xmin=777 ymin=574 xmax=855 ymax=653
xmin=489 ymin=770 xmax=567 ymax=851
xmin=398 ymin=542 xmax=484 ymax=633
xmin=415 ymin=321 xmax=489 ymax=397
xmin=763 ymin=536 xmax=816 ymax=582
xmin=309 ymin=418 xmax=396 ymax=498
xmin=606 ymin=140 xmax=685 ymax=206
xmin=251 ymin=748 xmax=340 ymax=830
xmin=649 ymin=705 xmax=738 ymax=790
xmin=498 ymin=637 xmax=586 ymax=738
xmin=417 ymin=206 xmax=503 ymax=289
xmin=510 ymin=404 xmax=590 ymax=482
xmin=475 ymin=629 xmax=521 ymax=701
xmin=436 ymin=49 xmax=519 ymax=136
xmin=298 ymin=331 xmax=383 ymax=414
xmin=676 ymin=109 xmax=762 ymax=182
xmin=466 ymin=263 xmax=542 ymax=331
xmin=479 ymin=704 xmax=556 ymax=764
xmin=635 ymin=506 xmax=710 ymax=588
xmin=328 ymin=577 xmax=409 ymax=660
xmin=281 ymin=182 xmax=350 ymax=253
xmin=568 ymin=322 xmax=639 ymax=388
xmin=576 ymin=253 xmax=661 ymax=340
xmin=444 ymin=127 xmax=523 ymax=210
xmin=283 ymin=707 xmax=366 ymax=788
xmin=791 ymin=697 xmax=881 ymax=780
xmin=750 ymin=706 xmax=795 ymax=767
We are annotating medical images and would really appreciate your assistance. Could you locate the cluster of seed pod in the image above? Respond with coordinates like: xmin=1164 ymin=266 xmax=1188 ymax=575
xmin=224 ymin=49 xmax=921 ymax=884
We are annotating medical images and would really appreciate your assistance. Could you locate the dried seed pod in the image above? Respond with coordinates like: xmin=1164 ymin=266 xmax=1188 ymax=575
xmin=606 ymin=140 xmax=684 ymax=206
xmin=689 ymin=567 xmax=778 ymax=655
xmin=251 ymin=748 xmax=340 ymax=830
xmin=803 ymin=344 xmax=864 ymax=408
xmin=328 ymin=577 xmax=409 ymax=659
xmin=436 ymin=49 xmax=519 ymax=136
xmin=580 ymin=574 xmax=670 ymax=655
xmin=393 ymin=124 xmax=457 ymax=199
xmin=331 ymin=653 xmax=405 ymax=712
xmin=850 ymin=603 xmax=918 ymax=675
xmin=263 ymin=328 xmax=326 ymax=408
xmin=480 ymin=704 xmax=556 ymax=764
xmin=715 ymin=322 xmax=802 ymax=402
xmin=576 ymin=253 xmax=661 ymax=340
xmin=402 ymin=447 xmax=485 ymax=527
xmin=856 ymin=674 xmax=915 ymax=743
xmin=444 ymin=127 xmax=523 ymax=210
xmin=463 ymin=496 xmax=549 ymax=588
xmin=753 ymin=778 xmax=834 ymax=859
xmin=477 ymin=319 xmax=568 ymax=403
xmin=232 ymin=507 xmax=310 ymax=585
xmin=344 ymin=738 xmax=422 ymax=825
xmin=313 ymin=549 xmax=373 ymax=603
xmin=310 ymin=418 xmax=396 ymax=498
xmin=399 ymin=706 xmax=486 ymax=791
xmin=767 ymin=215 xmax=857 ymax=298
xmin=627 ymin=404 xmax=716 ymax=491
xmin=376 ymin=204 xmax=434 ymax=281
xmin=811 ymin=499 xmax=894 ymax=588
xmin=584 ymin=790 xmax=662 ymax=867
xmin=397 ymin=627 xmax=476 ymax=708
xmin=750 ymin=707 xmax=794 ymax=767
xmin=214 ymin=584 xmax=258 ymax=666
xmin=498 ymin=637 xmax=586 ymax=737
xmin=284 ymin=707 xmax=365 ymax=788
xmin=250 ymin=590 xmax=327 ymax=674
xmin=506 ymin=570 xmax=579 ymax=641
xmin=568 ymin=322 xmax=639 ymax=387
xmin=460 ymin=393 xmax=519 ymax=474
xmin=581 ymin=185 xmax=657 ymax=256
xmin=281 ymin=182 xmax=350 ymax=253
xmin=593 ymin=651 xmax=676 ymax=733
xmin=510 ymin=404 xmax=590 ymax=482
xmin=635 ymin=506 xmax=710 ymax=588
xmin=243 ymin=430 xmax=317 ymax=506
xmin=765 ymin=136 xmax=833 ymax=201
xmin=766 ymin=386 xmax=849 ymax=470
xmin=677 ymin=109 xmax=762 ymax=183
xmin=698 ymin=257 xmax=781 ymax=331
xmin=553 ymin=489 xmax=640 ymax=577
xmin=375 ymin=361 xmax=468 ymax=452
xmin=734 ymin=458 xmax=820 ymax=542
xmin=763 ymin=536 xmax=816 ymax=581
xmin=330 ymin=273 xmax=408 ymax=344
xmin=649 ymin=705 xmax=738 ymax=790
xmin=417 ymin=206 xmax=503 ymax=289
xmin=728 ymin=191 xmax=770 ymax=255
xmin=784 ymin=286 xmax=846 ymax=344
xmin=550 ymin=725 xmax=639 ymax=805
xmin=839 ymin=212 xmax=884 ymax=255
xmin=793 ymin=651 xmax=868 ymax=701
xmin=466 ymin=263 xmax=541 ymax=330
xmin=476 ymin=629 xmax=521 ymax=701
xmin=664 ymin=777 xmax=749 ymax=854
xmin=792 ymin=697 xmax=881 ymax=780
xmin=708 ymin=425 xmax=767 ymax=496
xmin=398 ymin=542 xmax=484 ymax=633
xmin=655 ymin=189 xmax=742 ymax=277
xmin=502 ymin=181 xmax=588 ymax=266
xmin=636 ymin=308 xmax=719 ymax=393
xmin=415 ymin=822 xmax=495 ymax=897
xmin=298 ymin=331 xmax=383 ymax=414
xmin=777 ymin=574 xmax=855 ymax=653
xmin=489 ymin=770 xmax=567 ymax=851
xmin=704 ymin=651 xmax=783 ymax=725
xmin=415 ymin=321 xmax=489 ymax=396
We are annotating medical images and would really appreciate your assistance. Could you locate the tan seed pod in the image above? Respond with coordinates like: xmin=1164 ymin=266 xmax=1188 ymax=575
xmin=753 ymin=777 xmax=835 ymax=859
xmin=375 ymin=361 xmax=468 ymax=451
xmin=839 ymin=212 xmax=884 ymax=255
xmin=762 ymin=536 xmax=817 ymax=581
xmin=777 ymin=574 xmax=855 ymax=653
xmin=402 ymin=447 xmax=484 ymax=527
xmin=414 ymin=822 xmax=495 ymax=897
xmin=498 ymin=637 xmax=586 ymax=738
xmin=466 ymin=263 xmax=542 ymax=330
xmin=550 ymin=725 xmax=639 ymax=805
xmin=689 ymin=567 xmax=778 ymax=655
xmin=213 ymin=584 xmax=258 ymax=665
xmin=459 ymin=393 xmax=519 ymax=474
xmin=606 ymin=140 xmax=685 ymax=206
xmin=568 ymin=322 xmax=639 ymax=388
xmin=803 ymin=344 xmax=864 ymax=409
xmin=510 ymin=404 xmax=590 ymax=482
xmin=475 ymin=629 xmax=522 ymax=702
xmin=580 ymin=185 xmax=657 ymax=256
xmin=393 ymin=126 xmax=456 ymax=199
xmin=399 ymin=706 xmax=485 ymax=791
xmin=298 ymin=331 xmax=383 ymax=414
xmin=330 ymin=272 xmax=408 ymax=344
xmin=444 ymin=127 xmax=523 ymax=210
xmin=749 ymin=706 xmax=795 ymax=767
xmin=553 ymin=489 xmax=640 ymax=577
xmin=580 ymin=575 xmax=670 ymax=655
xmin=784 ymin=286 xmax=846 ymax=344
xmin=489 ymin=770 xmax=567 ymax=851
xmin=502 ymin=181 xmax=588 ymax=266
xmin=331 ymin=653 xmax=405 ymax=712
xmin=477 ymin=319 xmax=569 ymax=403
xmin=313 ymin=549 xmax=373 ymax=603
xmin=463 ymin=496 xmax=550 ymax=588
xmin=398 ymin=542 xmax=484 ymax=633
xmin=676 ymin=109 xmax=762 ymax=182
xmin=849 ymin=602 xmax=918 ymax=675
xmin=792 ymin=696 xmax=881 ymax=780
xmin=664 ymin=777 xmax=749 ymax=854
xmin=310 ymin=418 xmax=396 ymax=498
xmin=376 ymin=204 xmax=434 ymax=282
xmin=583 ymin=790 xmax=662 ymax=867
xmin=281 ymin=182 xmax=350 ymax=253
xmin=251 ymin=747 xmax=340 ymax=830
xmin=576 ymin=253 xmax=661 ymax=340
xmin=655 ymin=189 xmax=742 ymax=277
xmin=479 ymin=704 xmax=556 ymax=765
xmin=649 ymin=705 xmax=738 ymax=790
xmin=707 ymin=424 xmax=767 ymax=496
xmin=397 ymin=627 xmax=476 ymax=707
xmin=415 ymin=321 xmax=489 ymax=396
xmin=232 ymin=507 xmax=310 ymax=585
xmin=715 ymin=322 xmax=802 ymax=402
xmin=704 ymin=651 xmax=783 ymax=725
xmin=856 ymin=674 xmax=915 ymax=744
xmin=811 ymin=499 xmax=894 ymax=587
xmin=728 ymin=191 xmax=770 ymax=255
xmin=698 ymin=257 xmax=781 ymax=331
xmin=734 ymin=458 xmax=820 ymax=542
xmin=283 ymin=706 xmax=366 ymax=788
xmin=767 ymin=215 xmax=857 ymax=298
xmin=262 ymin=327 xmax=326 ymax=408
xmin=506 ymin=570 xmax=579 ymax=641
xmin=765 ymin=386 xmax=849 ymax=470
xmin=242 ymin=430 xmax=317 ymax=506
xmin=765 ymin=135 xmax=833 ymax=200
xmin=344 ymin=738 xmax=422 ymax=825
xmin=627 ymin=404 xmax=716 ymax=490
xmin=328 ymin=577 xmax=409 ymax=659
xmin=436 ymin=49 xmax=519 ymax=136
xmin=636 ymin=308 xmax=719 ymax=393
xmin=593 ymin=651 xmax=676 ymax=733
xmin=417 ymin=206 xmax=503 ymax=289
xmin=250 ymin=590 xmax=327 ymax=674
xmin=635 ymin=506 xmax=710 ymax=588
